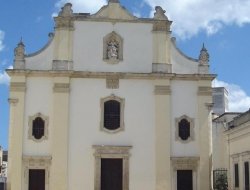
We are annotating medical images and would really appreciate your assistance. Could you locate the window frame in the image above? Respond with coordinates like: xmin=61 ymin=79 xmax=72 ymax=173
xmin=100 ymin=95 xmax=125 ymax=133
xmin=28 ymin=113 xmax=49 ymax=142
xmin=175 ymin=115 xmax=194 ymax=143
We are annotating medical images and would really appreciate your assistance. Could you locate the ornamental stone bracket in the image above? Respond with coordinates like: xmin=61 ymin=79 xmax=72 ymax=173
xmin=106 ymin=75 xmax=119 ymax=89
xmin=8 ymin=98 xmax=19 ymax=106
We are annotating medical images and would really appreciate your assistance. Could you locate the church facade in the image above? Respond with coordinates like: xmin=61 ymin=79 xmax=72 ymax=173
xmin=7 ymin=1 xmax=215 ymax=190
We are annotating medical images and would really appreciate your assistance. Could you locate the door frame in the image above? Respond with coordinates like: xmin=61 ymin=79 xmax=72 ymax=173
xmin=171 ymin=157 xmax=199 ymax=190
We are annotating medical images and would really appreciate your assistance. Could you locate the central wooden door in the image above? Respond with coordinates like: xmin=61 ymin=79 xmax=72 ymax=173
xmin=101 ymin=158 xmax=123 ymax=190
xmin=29 ymin=169 xmax=45 ymax=190
xmin=177 ymin=170 xmax=193 ymax=190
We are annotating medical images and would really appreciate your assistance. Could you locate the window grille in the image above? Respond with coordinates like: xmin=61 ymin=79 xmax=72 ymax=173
xmin=104 ymin=100 xmax=120 ymax=130
xmin=32 ymin=117 xmax=45 ymax=140
xmin=178 ymin=119 xmax=190 ymax=140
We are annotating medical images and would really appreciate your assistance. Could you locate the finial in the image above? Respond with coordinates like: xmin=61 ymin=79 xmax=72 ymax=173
xmin=59 ymin=3 xmax=73 ymax=17
xmin=154 ymin=6 xmax=168 ymax=20
xmin=14 ymin=38 xmax=26 ymax=69
xmin=199 ymin=43 xmax=209 ymax=65
xmin=15 ymin=38 xmax=25 ymax=59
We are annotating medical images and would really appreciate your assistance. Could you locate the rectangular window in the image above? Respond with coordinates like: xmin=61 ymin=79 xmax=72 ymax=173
xmin=235 ymin=163 xmax=239 ymax=188
xmin=101 ymin=158 xmax=123 ymax=190
xmin=245 ymin=162 xmax=249 ymax=190
xmin=29 ymin=169 xmax=45 ymax=190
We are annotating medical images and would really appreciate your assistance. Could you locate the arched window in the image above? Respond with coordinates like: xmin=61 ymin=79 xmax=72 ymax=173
xmin=100 ymin=95 xmax=125 ymax=133
xmin=178 ymin=119 xmax=190 ymax=140
xmin=32 ymin=117 xmax=45 ymax=140
xmin=175 ymin=115 xmax=194 ymax=143
xmin=104 ymin=100 xmax=120 ymax=130
xmin=28 ymin=113 xmax=49 ymax=142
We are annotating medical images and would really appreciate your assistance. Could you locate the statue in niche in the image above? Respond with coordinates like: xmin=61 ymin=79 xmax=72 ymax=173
xmin=107 ymin=39 xmax=119 ymax=59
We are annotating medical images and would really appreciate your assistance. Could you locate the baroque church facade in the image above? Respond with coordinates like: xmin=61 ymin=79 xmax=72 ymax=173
xmin=7 ymin=1 xmax=215 ymax=190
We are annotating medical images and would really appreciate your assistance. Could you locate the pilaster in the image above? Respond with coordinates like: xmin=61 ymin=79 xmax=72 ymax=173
xmin=197 ymin=80 xmax=213 ymax=190
xmin=50 ymin=77 xmax=70 ymax=190
xmin=7 ymin=76 xmax=26 ymax=190
xmin=154 ymin=80 xmax=172 ymax=190
xmin=152 ymin=6 xmax=172 ymax=73
xmin=53 ymin=3 xmax=74 ymax=70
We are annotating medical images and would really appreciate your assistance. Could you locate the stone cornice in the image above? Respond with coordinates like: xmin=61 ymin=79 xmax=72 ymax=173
xmin=6 ymin=70 xmax=216 ymax=81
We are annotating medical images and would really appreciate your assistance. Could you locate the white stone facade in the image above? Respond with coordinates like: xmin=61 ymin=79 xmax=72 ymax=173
xmin=7 ymin=1 xmax=215 ymax=190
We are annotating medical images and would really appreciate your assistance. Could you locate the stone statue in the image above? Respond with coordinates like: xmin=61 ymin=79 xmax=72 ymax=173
xmin=107 ymin=40 xmax=119 ymax=59
xmin=154 ymin=6 xmax=168 ymax=20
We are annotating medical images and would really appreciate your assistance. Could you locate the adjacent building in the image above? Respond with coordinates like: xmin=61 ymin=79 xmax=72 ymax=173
xmin=0 ymin=147 xmax=7 ymax=190
xmin=7 ymin=1 xmax=215 ymax=190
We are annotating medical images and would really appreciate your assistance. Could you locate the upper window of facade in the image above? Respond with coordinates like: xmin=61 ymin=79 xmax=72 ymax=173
xmin=28 ymin=113 xmax=49 ymax=142
xmin=104 ymin=100 xmax=121 ymax=130
xmin=103 ymin=32 xmax=123 ymax=64
xmin=178 ymin=119 xmax=190 ymax=140
xmin=101 ymin=95 xmax=125 ymax=133
xmin=32 ymin=117 xmax=45 ymax=140
xmin=175 ymin=115 xmax=194 ymax=143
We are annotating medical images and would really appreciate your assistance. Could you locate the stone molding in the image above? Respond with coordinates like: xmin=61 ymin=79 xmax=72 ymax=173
xmin=171 ymin=157 xmax=199 ymax=171
xmin=103 ymin=31 xmax=123 ymax=64
xmin=154 ymin=85 xmax=171 ymax=95
xmin=198 ymin=86 xmax=212 ymax=96
xmin=106 ymin=75 xmax=119 ymax=89
xmin=93 ymin=145 xmax=132 ymax=190
xmin=28 ymin=112 xmax=49 ymax=142
xmin=8 ymin=98 xmax=19 ymax=105
xmin=205 ymin=103 xmax=214 ymax=111
xmin=53 ymin=83 xmax=70 ymax=93
xmin=7 ymin=70 xmax=217 ymax=81
xmin=175 ymin=115 xmax=195 ymax=143
xmin=198 ymin=64 xmax=209 ymax=74
xmin=152 ymin=63 xmax=172 ymax=73
xmin=100 ymin=95 xmax=125 ymax=133
xmin=52 ymin=60 xmax=73 ymax=70
xmin=10 ymin=82 xmax=26 ymax=92
xmin=55 ymin=3 xmax=74 ymax=30
xmin=153 ymin=20 xmax=172 ymax=31
xmin=23 ymin=155 xmax=51 ymax=187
